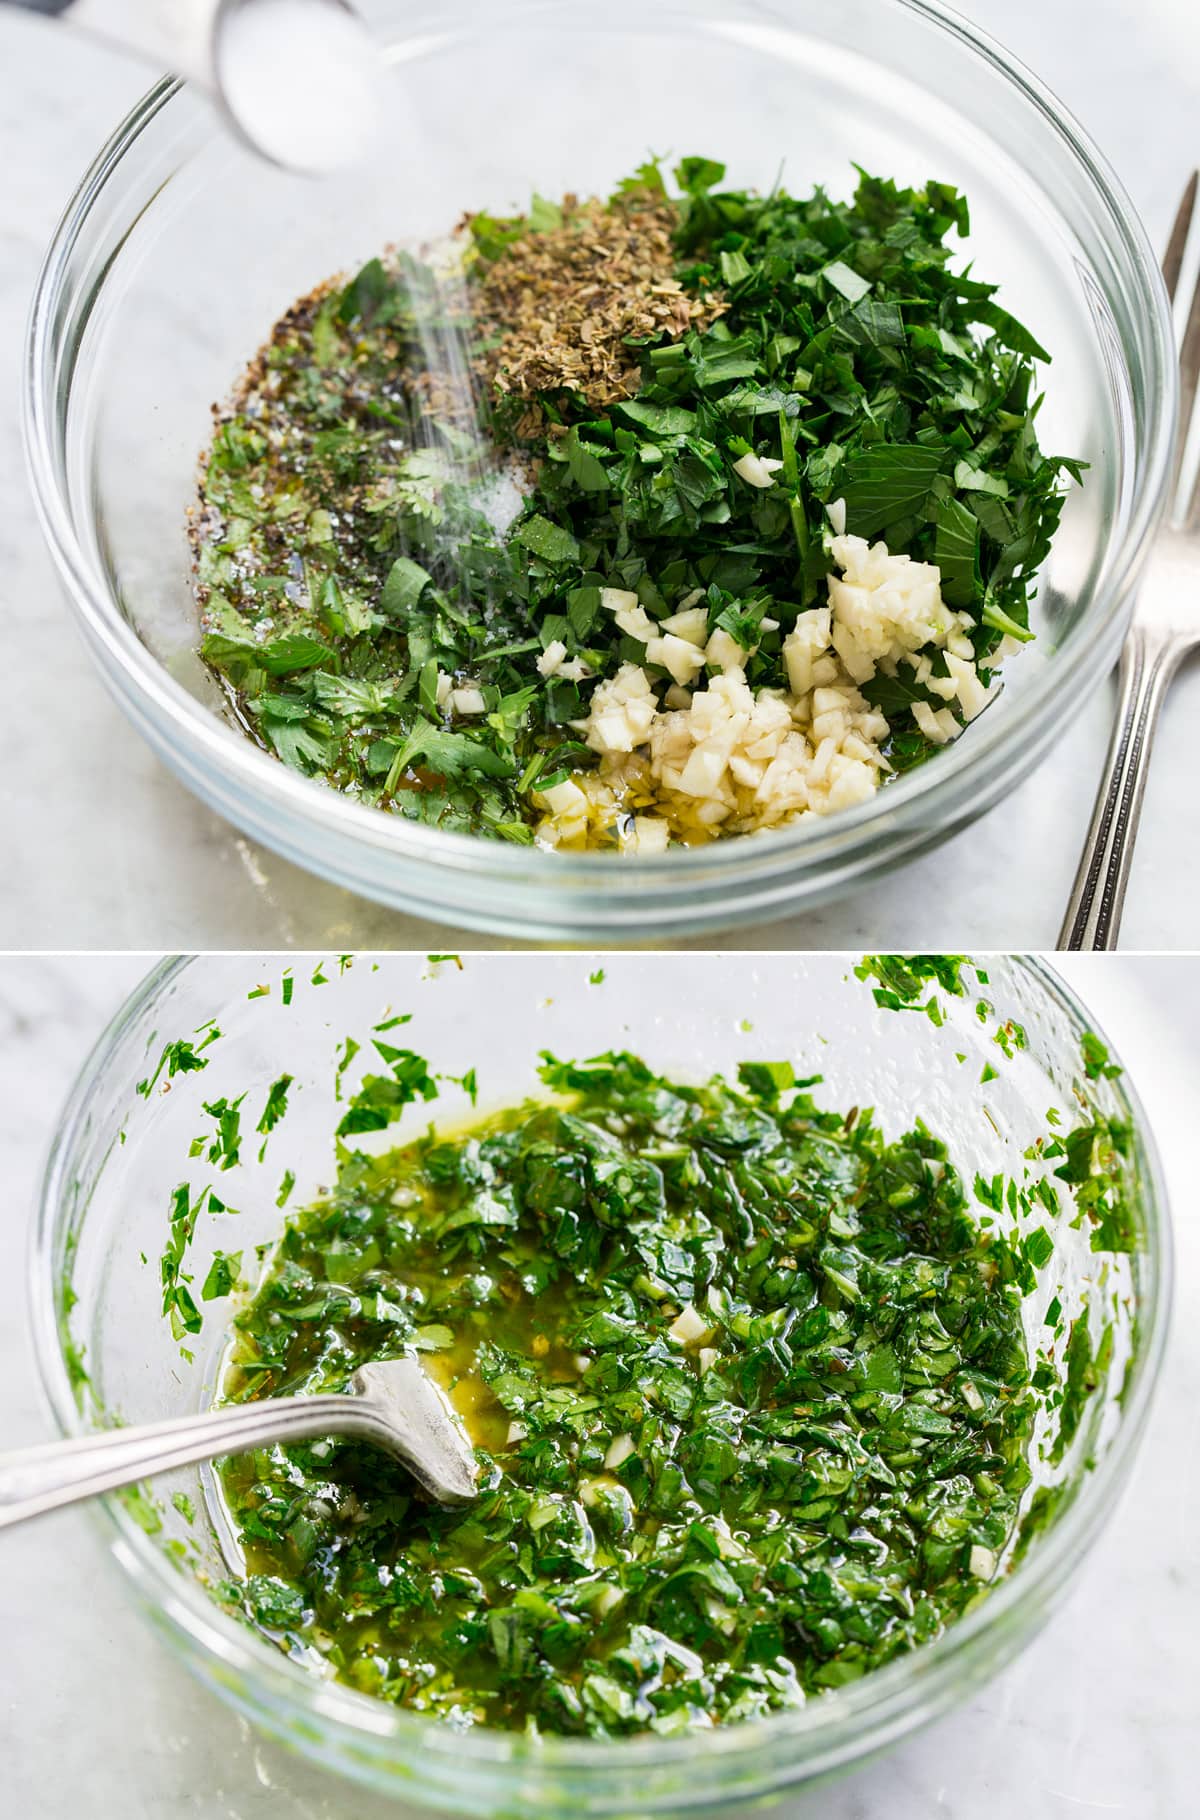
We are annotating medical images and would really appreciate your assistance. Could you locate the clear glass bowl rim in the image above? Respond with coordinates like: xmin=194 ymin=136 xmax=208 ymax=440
xmin=27 ymin=953 xmax=1174 ymax=1791
xmin=21 ymin=0 xmax=1178 ymax=932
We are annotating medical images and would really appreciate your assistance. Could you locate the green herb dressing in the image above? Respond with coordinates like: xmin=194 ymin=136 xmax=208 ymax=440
xmin=217 ymin=1051 xmax=1044 ymax=1737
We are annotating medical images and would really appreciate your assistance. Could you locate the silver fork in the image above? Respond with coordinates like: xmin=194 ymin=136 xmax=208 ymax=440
xmin=1059 ymin=174 xmax=1200 ymax=950
xmin=0 ymin=1358 xmax=478 ymax=1531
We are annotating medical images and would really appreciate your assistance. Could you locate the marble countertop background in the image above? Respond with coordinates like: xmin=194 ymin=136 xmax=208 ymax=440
xmin=0 ymin=951 xmax=1197 ymax=1818
xmin=0 ymin=0 xmax=1198 ymax=950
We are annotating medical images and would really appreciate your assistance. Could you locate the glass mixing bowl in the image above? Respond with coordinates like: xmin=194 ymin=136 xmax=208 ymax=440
xmin=31 ymin=953 xmax=1170 ymax=1813
xmin=24 ymin=0 xmax=1175 ymax=941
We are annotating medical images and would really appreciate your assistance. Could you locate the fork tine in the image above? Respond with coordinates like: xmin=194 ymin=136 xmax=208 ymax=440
xmin=1162 ymin=171 xmax=1198 ymax=301
xmin=1164 ymin=176 xmax=1200 ymax=524
xmin=1175 ymin=264 xmax=1200 ymax=525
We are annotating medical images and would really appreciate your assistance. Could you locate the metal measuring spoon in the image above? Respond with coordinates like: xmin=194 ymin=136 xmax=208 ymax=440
xmin=5 ymin=0 xmax=384 ymax=173
xmin=0 ymin=1357 xmax=479 ymax=1529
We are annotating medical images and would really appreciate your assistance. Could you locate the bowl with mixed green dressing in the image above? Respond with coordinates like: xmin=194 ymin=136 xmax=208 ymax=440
xmin=33 ymin=953 xmax=1170 ymax=1812
xmin=24 ymin=0 xmax=1175 ymax=938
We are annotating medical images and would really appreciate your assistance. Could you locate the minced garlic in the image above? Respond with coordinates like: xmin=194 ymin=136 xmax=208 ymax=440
xmin=534 ymin=521 xmax=998 ymax=850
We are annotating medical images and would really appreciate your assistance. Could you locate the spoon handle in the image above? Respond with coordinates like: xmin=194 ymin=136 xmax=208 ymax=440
xmin=1058 ymin=622 xmax=1185 ymax=950
xmin=0 ymin=1394 xmax=376 ymax=1530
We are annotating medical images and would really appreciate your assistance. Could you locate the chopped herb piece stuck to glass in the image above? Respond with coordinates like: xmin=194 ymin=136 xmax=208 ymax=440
xmin=192 ymin=161 xmax=1079 ymax=850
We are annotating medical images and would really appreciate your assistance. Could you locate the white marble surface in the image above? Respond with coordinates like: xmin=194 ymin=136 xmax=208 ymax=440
xmin=1 ymin=952 xmax=1198 ymax=1817
xmin=1 ymin=0 xmax=1199 ymax=950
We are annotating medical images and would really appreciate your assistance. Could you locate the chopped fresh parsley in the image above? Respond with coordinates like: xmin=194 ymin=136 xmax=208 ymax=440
xmin=256 ymin=1074 xmax=293 ymax=1147
xmin=192 ymin=161 xmax=1077 ymax=846
xmin=219 ymin=1051 xmax=1046 ymax=1734
xmin=335 ymin=1042 xmax=439 ymax=1137
xmin=137 ymin=1027 xmax=221 ymax=1096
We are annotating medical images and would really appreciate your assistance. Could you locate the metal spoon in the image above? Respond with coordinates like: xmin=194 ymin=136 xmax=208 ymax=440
xmin=0 ymin=1357 xmax=478 ymax=1530
xmin=4 ymin=0 xmax=384 ymax=173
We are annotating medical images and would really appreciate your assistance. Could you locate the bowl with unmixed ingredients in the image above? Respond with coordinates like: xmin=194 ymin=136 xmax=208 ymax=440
xmin=25 ymin=0 xmax=1175 ymax=940
xmin=32 ymin=953 xmax=1169 ymax=1813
